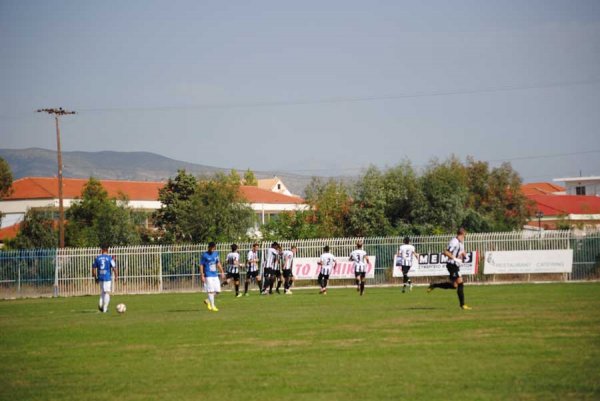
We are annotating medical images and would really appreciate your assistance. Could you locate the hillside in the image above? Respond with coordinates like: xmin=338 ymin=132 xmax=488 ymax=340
xmin=0 ymin=148 xmax=321 ymax=196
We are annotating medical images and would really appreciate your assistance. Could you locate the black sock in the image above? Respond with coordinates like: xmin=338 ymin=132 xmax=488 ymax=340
xmin=244 ymin=281 xmax=249 ymax=294
xmin=235 ymin=284 xmax=239 ymax=295
xmin=360 ymin=282 xmax=365 ymax=295
xmin=323 ymin=278 xmax=328 ymax=289
xmin=457 ymin=283 xmax=465 ymax=306
xmin=403 ymin=275 xmax=408 ymax=284
xmin=433 ymin=282 xmax=455 ymax=290
xmin=276 ymin=280 xmax=282 ymax=290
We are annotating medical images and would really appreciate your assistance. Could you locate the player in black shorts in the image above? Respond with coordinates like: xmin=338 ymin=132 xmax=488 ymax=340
xmin=223 ymin=244 xmax=241 ymax=297
xmin=428 ymin=228 xmax=472 ymax=310
xmin=244 ymin=243 xmax=261 ymax=296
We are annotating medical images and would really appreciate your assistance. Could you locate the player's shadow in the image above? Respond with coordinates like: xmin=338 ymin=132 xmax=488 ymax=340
xmin=401 ymin=307 xmax=438 ymax=310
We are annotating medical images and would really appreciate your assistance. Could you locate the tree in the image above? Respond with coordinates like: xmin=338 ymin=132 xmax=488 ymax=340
xmin=65 ymin=178 xmax=141 ymax=247
xmin=304 ymin=177 xmax=352 ymax=238
xmin=227 ymin=169 xmax=242 ymax=185
xmin=0 ymin=157 xmax=13 ymax=226
xmin=5 ymin=209 xmax=57 ymax=249
xmin=261 ymin=210 xmax=319 ymax=240
xmin=243 ymin=169 xmax=258 ymax=186
xmin=152 ymin=170 xmax=198 ymax=243
xmin=416 ymin=156 xmax=469 ymax=233
xmin=179 ymin=173 xmax=255 ymax=243
xmin=348 ymin=166 xmax=393 ymax=236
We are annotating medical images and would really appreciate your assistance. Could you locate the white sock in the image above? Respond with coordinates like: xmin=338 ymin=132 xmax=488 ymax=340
xmin=98 ymin=296 xmax=103 ymax=309
xmin=103 ymin=293 xmax=110 ymax=312
xmin=208 ymin=293 xmax=215 ymax=308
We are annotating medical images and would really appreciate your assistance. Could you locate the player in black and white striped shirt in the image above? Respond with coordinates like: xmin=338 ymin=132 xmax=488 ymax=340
xmin=261 ymin=242 xmax=280 ymax=295
xmin=317 ymin=245 xmax=337 ymax=295
xmin=349 ymin=241 xmax=370 ymax=296
xmin=222 ymin=243 xmax=242 ymax=297
xmin=281 ymin=246 xmax=297 ymax=294
xmin=243 ymin=243 xmax=261 ymax=296
xmin=428 ymin=228 xmax=472 ymax=310
xmin=397 ymin=237 xmax=419 ymax=293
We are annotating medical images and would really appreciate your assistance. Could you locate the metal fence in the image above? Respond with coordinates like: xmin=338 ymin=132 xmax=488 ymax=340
xmin=1 ymin=230 xmax=599 ymax=299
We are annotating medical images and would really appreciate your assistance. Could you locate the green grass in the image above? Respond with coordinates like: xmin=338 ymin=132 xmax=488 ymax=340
xmin=1 ymin=283 xmax=599 ymax=401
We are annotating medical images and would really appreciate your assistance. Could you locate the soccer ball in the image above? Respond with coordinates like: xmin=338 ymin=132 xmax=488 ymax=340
xmin=116 ymin=303 xmax=127 ymax=314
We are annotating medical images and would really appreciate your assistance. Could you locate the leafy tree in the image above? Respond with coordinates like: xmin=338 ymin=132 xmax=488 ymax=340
xmin=416 ymin=156 xmax=469 ymax=233
xmin=0 ymin=157 xmax=13 ymax=226
xmin=228 ymin=169 xmax=242 ymax=185
xmin=5 ymin=209 xmax=57 ymax=249
xmin=179 ymin=173 xmax=255 ymax=243
xmin=304 ymin=177 xmax=352 ymax=238
xmin=243 ymin=169 xmax=258 ymax=186
xmin=0 ymin=157 xmax=12 ymax=198
xmin=348 ymin=166 xmax=393 ymax=236
xmin=261 ymin=210 xmax=319 ymax=240
xmin=65 ymin=178 xmax=140 ymax=247
xmin=152 ymin=170 xmax=198 ymax=243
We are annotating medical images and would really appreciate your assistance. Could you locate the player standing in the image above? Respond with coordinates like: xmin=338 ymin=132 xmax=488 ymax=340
xmin=281 ymin=246 xmax=297 ymax=294
xmin=428 ymin=228 xmax=472 ymax=310
xmin=349 ymin=241 xmax=370 ymax=296
xmin=200 ymin=241 xmax=225 ymax=312
xmin=397 ymin=237 xmax=420 ymax=293
xmin=261 ymin=242 xmax=280 ymax=295
xmin=92 ymin=245 xmax=117 ymax=313
xmin=244 ymin=243 xmax=262 ymax=296
xmin=317 ymin=245 xmax=337 ymax=295
xmin=223 ymin=243 xmax=242 ymax=297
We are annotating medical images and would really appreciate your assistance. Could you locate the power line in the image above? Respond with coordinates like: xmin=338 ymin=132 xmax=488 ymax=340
xmin=74 ymin=77 xmax=600 ymax=113
xmin=278 ymin=149 xmax=600 ymax=174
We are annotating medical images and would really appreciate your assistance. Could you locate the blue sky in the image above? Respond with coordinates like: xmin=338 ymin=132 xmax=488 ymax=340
xmin=1 ymin=0 xmax=599 ymax=181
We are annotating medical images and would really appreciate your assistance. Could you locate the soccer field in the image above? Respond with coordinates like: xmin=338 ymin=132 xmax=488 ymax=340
xmin=1 ymin=283 xmax=599 ymax=401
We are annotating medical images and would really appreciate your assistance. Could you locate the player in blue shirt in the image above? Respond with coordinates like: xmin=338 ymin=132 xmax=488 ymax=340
xmin=200 ymin=241 xmax=225 ymax=312
xmin=92 ymin=245 xmax=117 ymax=313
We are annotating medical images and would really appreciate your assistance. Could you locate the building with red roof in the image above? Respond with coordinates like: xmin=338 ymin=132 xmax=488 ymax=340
xmin=0 ymin=177 xmax=307 ymax=242
xmin=524 ymin=190 xmax=600 ymax=230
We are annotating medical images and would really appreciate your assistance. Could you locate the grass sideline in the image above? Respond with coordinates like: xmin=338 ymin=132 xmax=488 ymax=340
xmin=1 ymin=283 xmax=599 ymax=401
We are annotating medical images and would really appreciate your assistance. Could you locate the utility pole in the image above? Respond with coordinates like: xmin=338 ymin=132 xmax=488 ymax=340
xmin=36 ymin=108 xmax=76 ymax=248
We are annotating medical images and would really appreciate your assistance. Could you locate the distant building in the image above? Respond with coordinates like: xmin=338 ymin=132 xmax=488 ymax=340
xmin=0 ymin=177 xmax=308 ymax=242
xmin=257 ymin=177 xmax=293 ymax=196
xmin=522 ymin=181 xmax=600 ymax=230
xmin=554 ymin=176 xmax=600 ymax=197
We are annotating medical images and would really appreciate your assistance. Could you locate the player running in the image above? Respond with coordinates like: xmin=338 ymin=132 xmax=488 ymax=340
xmin=92 ymin=245 xmax=117 ymax=313
xmin=200 ymin=241 xmax=225 ymax=312
xmin=317 ymin=245 xmax=337 ymax=295
xmin=243 ymin=243 xmax=262 ymax=296
xmin=349 ymin=241 xmax=370 ymax=296
xmin=397 ymin=237 xmax=420 ymax=293
xmin=281 ymin=246 xmax=297 ymax=294
xmin=223 ymin=243 xmax=242 ymax=297
xmin=428 ymin=228 xmax=472 ymax=310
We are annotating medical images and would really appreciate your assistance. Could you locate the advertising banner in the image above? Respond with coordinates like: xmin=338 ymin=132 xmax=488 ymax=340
xmin=290 ymin=257 xmax=376 ymax=280
xmin=484 ymin=250 xmax=573 ymax=274
xmin=392 ymin=251 xmax=479 ymax=277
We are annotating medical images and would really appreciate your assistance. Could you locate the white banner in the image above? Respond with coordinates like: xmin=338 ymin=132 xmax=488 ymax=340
xmin=290 ymin=257 xmax=376 ymax=280
xmin=392 ymin=251 xmax=479 ymax=277
xmin=484 ymin=250 xmax=573 ymax=274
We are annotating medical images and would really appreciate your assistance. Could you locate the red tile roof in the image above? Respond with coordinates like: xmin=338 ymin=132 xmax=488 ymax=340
xmin=4 ymin=177 xmax=304 ymax=205
xmin=0 ymin=224 xmax=19 ymax=241
xmin=239 ymin=186 xmax=304 ymax=204
xmin=521 ymin=182 xmax=565 ymax=196
xmin=527 ymin=194 xmax=600 ymax=216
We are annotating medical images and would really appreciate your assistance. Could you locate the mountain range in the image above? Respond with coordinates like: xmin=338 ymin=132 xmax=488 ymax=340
xmin=0 ymin=148 xmax=321 ymax=196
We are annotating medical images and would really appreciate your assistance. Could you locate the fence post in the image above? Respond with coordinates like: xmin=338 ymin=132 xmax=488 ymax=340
xmin=53 ymin=252 xmax=60 ymax=298
xmin=159 ymin=246 xmax=163 ymax=293
xmin=17 ymin=261 xmax=21 ymax=298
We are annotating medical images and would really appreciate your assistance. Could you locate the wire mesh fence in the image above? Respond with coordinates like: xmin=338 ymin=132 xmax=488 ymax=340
xmin=1 ymin=230 xmax=599 ymax=299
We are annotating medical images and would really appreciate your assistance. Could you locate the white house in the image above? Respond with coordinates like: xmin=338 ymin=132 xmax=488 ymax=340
xmin=554 ymin=176 xmax=600 ymax=197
